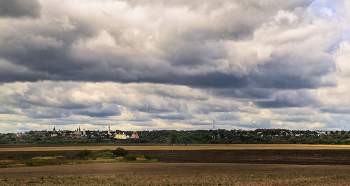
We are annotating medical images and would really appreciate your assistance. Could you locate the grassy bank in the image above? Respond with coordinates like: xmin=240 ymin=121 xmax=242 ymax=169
xmin=0 ymin=148 xmax=156 ymax=168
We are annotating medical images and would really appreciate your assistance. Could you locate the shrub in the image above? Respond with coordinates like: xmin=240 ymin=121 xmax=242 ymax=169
xmin=149 ymin=159 xmax=158 ymax=163
xmin=75 ymin=149 xmax=92 ymax=159
xmin=112 ymin=147 xmax=129 ymax=157
xmin=38 ymin=153 xmax=48 ymax=157
xmin=136 ymin=153 xmax=151 ymax=160
xmin=142 ymin=153 xmax=151 ymax=160
xmin=6 ymin=155 xmax=14 ymax=160
xmin=96 ymin=152 xmax=115 ymax=159
xmin=26 ymin=162 xmax=34 ymax=166
xmin=123 ymin=155 xmax=136 ymax=161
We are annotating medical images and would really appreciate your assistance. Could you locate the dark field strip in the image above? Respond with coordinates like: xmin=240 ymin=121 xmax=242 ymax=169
xmin=1 ymin=150 xmax=350 ymax=165
xmin=0 ymin=163 xmax=348 ymax=179
xmin=134 ymin=150 xmax=350 ymax=165
xmin=0 ymin=144 xmax=142 ymax=148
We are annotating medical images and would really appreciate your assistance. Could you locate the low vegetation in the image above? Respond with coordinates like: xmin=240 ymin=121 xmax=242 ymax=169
xmin=0 ymin=147 xmax=156 ymax=168
xmin=1 ymin=171 xmax=350 ymax=185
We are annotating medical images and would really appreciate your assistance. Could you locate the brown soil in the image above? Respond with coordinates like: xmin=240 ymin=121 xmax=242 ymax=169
xmin=131 ymin=150 xmax=350 ymax=165
xmin=0 ymin=163 xmax=348 ymax=179
xmin=1 ymin=149 xmax=350 ymax=165
xmin=2 ymin=163 xmax=350 ymax=185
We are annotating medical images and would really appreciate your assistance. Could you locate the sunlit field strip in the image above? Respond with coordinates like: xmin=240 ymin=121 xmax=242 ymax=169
xmin=2 ymin=163 xmax=350 ymax=185
xmin=2 ymin=144 xmax=350 ymax=151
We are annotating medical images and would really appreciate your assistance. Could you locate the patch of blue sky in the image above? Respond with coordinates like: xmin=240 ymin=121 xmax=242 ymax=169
xmin=314 ymin=2 xmax=337 ymax=13
xmin=310 ymin=1 xmax=337 ymax=19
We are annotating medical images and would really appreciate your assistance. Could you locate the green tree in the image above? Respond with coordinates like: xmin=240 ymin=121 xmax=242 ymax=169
xmin=169 ymin=131 xmax=179 ymax=145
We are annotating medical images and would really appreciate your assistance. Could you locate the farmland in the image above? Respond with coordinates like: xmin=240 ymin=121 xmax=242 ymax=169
xmin=2 ymin=144 xmax=350 ymax=151
xmin=1 ymin=163 xmax=350 ymax=185
xmin=3 ymin=144 xmax=350 ymax=165
xmin=2 ymin=144 xmax=350 ymax=185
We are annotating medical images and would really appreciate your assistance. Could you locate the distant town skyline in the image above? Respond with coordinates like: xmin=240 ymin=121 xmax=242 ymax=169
xmin=1 ymin=0 xmax=350 ymax=133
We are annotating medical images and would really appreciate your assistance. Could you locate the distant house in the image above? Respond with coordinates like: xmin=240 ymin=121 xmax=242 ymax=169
xmin=73 ymin=126 xmax=82 ymax=138
xmin=115 ymin=132 xmax=127 ymax=139
xmin=130 ymin=131 xmax=139 ymax=139
xmin=16 ymin=134 xmax=27 ymax=138
xmin=74 ymin=131 xmax=82 ymax=138
xmin=35 ymin=131 xmax=47 ymax=138
xmin=317 ymin=131 xmax=327 ymax=136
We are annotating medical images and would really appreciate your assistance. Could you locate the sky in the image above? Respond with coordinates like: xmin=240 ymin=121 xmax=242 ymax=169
xmin=1 ymin=0 xmax=350 ymax=133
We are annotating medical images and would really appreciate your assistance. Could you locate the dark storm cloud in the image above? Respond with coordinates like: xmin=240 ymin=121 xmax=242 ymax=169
xmin=255 ymin=90 xmax=320 ymax=108
xmin=250 ymin=55 xmax=337 ymax=89
xmin=0 ymin=0 xmax=324 ymax=92
xmin=138 ymin=72 xmax=249 ymax=89
xmin=320 ymin=108 xmax=350 ymax=114
xmin=256 ymin=100 xmax=303 ymax=108
xmin=211 ymin=88 xmax=274 ymax=99
xmin=0 ymin=0 xmax=41 ymax=18
xmin=2 ymin=0 xmax=350 ymax=133
xmin=0 ymin=107 xmax=17 ymax=114
xmin=75 ymin=110 xmax=119 ymax=117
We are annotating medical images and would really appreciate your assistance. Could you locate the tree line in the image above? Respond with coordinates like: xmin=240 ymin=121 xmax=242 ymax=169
xmin=1 ymin=129 xmax=350 ymax=145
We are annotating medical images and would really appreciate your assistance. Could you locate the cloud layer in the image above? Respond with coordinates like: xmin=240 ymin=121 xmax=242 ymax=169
xmin=0 ymin=0 xmax=350 ymax=132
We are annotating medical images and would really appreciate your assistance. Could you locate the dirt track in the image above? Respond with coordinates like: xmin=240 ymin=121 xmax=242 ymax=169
xmin=1 ymin=163 xmax=350 ymax=179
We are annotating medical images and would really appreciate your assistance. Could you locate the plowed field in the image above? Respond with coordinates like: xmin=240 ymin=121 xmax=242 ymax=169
xmin=1 ymin=149 xmax=350 ymax=165
xmin=1 ymin=163 xmax=350 ymax=185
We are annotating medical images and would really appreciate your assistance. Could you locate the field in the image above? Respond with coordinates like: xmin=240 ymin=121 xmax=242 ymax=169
xmin=2 ymin=144 xmax=350 ymax=165
xmin=2 ymin=144 xmax=350 ymax=151
xmin=2 ymin=144 xmax=350 ymax=185
xmin=1 ymin=163 xmax=350 ymax=185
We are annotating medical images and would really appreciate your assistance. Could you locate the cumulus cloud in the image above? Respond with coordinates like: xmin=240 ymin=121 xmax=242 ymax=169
xmin=0 ymin=0 xmax=41 ymax=18
xmin=1 ymin=0 xmax=350 ymax=132
xmin=0 ymin=0 xmax=326 ymax=87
